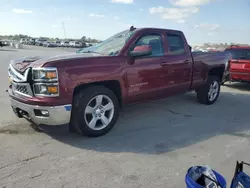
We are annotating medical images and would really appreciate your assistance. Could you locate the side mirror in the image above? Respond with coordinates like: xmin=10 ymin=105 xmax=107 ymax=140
xmin=130 ymin=45 xmax=152 ymax=57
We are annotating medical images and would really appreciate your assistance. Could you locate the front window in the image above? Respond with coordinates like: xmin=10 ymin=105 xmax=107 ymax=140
xmin=225 ymin=48 xmax=250 ymax=60
xmin=132 ymin=34 xmax=164 ymax=56
xmin=78 ymin=29 xmax=136 ymax=56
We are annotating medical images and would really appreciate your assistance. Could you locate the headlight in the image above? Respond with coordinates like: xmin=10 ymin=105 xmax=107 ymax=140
xmin=32 ymin=68 xmax=58 ymax=81
xmin=33 ymin=83 xmax=59 ymax=96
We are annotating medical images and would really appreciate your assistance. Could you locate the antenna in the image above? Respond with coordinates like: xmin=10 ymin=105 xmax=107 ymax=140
xmin=62 ymin=21 xmax=66 ymax=39
xmin=130 ymin=25 xmax=136 ymax=31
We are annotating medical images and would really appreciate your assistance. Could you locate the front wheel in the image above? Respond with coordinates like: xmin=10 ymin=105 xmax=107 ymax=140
xmin=71 ymin=86 xmax=120 ymax=137
xmin=196 ymin=76 xmax=221 ymax=105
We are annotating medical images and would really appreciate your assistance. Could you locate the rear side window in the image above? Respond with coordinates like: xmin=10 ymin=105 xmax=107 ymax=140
xmin=166 ymin=34 xmax=185 ymax=55
xmin=134 ymin=35 xmax=164 ymax=56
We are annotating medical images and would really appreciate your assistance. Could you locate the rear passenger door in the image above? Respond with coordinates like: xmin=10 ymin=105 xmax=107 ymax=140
xmin=162 ymin=32 xmax=193 ymax=93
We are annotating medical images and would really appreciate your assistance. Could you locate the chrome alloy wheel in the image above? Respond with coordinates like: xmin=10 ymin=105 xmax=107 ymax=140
xmin=84 ymin=95 xmax=114 ymax=130
xmin=208 ymin=80 xmax=219 ymax=101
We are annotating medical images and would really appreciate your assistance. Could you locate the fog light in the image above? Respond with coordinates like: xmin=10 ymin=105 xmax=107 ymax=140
xmin=41 ymin=110 xmax=49 ymax=116
xmin=34 ymin=109 xmax=49 ymax=117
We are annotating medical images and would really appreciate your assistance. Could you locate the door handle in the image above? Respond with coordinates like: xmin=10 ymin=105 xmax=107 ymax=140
xmin=160 ymin=62 xmax=168 ymax=66
xmin=184 ymin=60 xmax=191 ymax=65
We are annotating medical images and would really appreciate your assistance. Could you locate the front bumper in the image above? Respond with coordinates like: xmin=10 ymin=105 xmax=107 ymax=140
xmin=10 ymin=98 xmax=72 ymax=126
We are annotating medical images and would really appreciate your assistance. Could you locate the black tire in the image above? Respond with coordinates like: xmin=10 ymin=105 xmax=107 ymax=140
xmin=196 ymin=76 xmax=221 ymax=105
xmin=70 ymin=86 xmax=120 ymax=137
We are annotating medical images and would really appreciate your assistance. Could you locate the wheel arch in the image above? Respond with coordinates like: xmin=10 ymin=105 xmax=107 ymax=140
xmin=73 ymin=80 xmax=123 ymax=107
xmin=207 ymin=66 xmax=225 ymax=82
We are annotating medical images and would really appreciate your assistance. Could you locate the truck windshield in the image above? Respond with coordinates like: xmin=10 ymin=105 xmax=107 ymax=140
xmin=225 ymin=48 xmax=250 ymax=60
xmin=78 ymin=29 xmax=136 ymax=56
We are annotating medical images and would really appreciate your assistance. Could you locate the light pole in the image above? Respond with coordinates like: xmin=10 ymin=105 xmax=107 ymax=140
xmin=62 ymin=21 xmax=66 ymax=39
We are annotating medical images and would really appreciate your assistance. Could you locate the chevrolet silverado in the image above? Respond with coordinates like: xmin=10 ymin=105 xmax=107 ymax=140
xmin=8 ymin=27 xmax=229 ymax=137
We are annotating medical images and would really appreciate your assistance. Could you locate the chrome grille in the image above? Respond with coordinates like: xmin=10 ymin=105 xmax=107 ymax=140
xmin=15 ymin=84 xmax=29 ymax=94
xmin=8 ymin=63 xmax=33 ymax=97
xmin=12 ymin=82 xmax=33 ymax=97
xmin=8 ymin=67 xmax=22 ymax=81
xmin=8 ymin=63 xmax=30 ymax=82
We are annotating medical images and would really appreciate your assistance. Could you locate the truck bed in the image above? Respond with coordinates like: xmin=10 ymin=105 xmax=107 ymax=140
xmin=192 ymin=51 xmax=229 ymax=66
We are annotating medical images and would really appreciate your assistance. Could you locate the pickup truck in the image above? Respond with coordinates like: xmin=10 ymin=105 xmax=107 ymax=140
xmin=223 ymin=45 xmax=250 ymax=83
xmin=8 ymin=27 xmax=229 ymax=137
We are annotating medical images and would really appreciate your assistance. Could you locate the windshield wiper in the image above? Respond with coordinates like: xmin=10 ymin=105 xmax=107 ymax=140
xmin=84 ymin=50 xmax=100 ymax=54
xmin=77 ymin=50 xmax=104 ymax=55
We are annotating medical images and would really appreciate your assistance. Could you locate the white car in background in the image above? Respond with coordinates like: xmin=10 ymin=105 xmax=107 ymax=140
xmin=69 ymin=41 xmax=82 ymax=48
xmin=61 ymin=41 xmax=70 ymax=47
xmin=20 ymin=38 xmax=28 ymax=44
xmin=43 ymin=41 xmax=57 ymax=47
xmin=69 ymin=41 xmax=75 ymax=47
xmin=35 ymin=39 xmax=47 ymax=46
xmin=55 ymin=41 xmax=61 ymax=47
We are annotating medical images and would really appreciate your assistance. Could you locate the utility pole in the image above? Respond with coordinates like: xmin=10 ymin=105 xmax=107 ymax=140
xmin=62 ymin=21 xmax=66 ymax=39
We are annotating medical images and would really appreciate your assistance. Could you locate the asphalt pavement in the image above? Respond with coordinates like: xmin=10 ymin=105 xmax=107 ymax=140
xmin=0 ymin=46 xmax=250 ymax=188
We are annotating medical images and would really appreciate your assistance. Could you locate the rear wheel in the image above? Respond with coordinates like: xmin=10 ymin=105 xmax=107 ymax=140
xmin=71 ymin=86 xmax=119 ymax=137
xmin=196 ymin=76 xmax=220 ymax=105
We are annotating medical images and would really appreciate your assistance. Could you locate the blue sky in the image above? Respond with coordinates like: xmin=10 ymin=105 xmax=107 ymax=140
xmin=1 ymin=0 xmax=249 ymax=45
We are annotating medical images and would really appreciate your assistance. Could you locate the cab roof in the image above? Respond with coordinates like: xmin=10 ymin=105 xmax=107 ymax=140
xmin=129 ymin=25 xmax=183 ymax=35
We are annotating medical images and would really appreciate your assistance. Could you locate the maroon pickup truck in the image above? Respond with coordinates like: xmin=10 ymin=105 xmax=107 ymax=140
xmin=8 ymin=27 xmax=229 ymax=137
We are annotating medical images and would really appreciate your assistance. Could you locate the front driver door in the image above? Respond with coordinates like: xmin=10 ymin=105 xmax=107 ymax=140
xmin=125 ymin=32 xmax=171 ymax=104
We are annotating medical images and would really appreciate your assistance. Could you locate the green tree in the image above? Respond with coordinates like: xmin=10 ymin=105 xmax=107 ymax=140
xmin=81 ymin=36 xmax=86 ymax=42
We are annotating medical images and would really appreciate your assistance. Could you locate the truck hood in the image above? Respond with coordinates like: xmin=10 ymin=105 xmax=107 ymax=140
xmin=10 ymin=56 xmax=44 ymax=73
xmin=10 ymin=52 xmax=102 ymax=73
